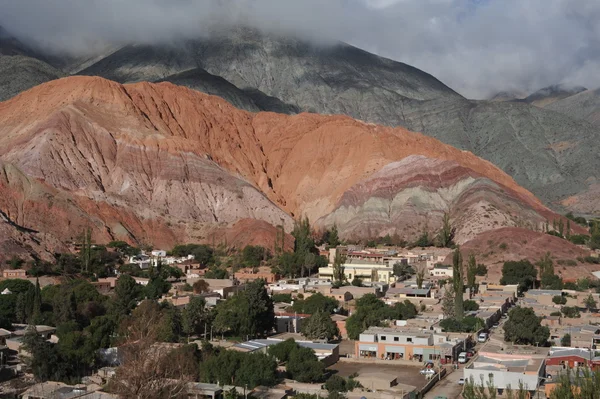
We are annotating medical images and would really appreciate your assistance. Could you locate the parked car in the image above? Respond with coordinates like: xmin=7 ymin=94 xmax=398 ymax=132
xmin=458 ymin=378 xmax=465 ymax=385
xmin=458 ymin=352 xmax=468 ymax=363
xmin=478 ymin=332 xmax=488 ymax=342
xmin=420 ymin=368 xmax=436 ymax=375
xmin=492 ymin=322 xmax=500 ymax=328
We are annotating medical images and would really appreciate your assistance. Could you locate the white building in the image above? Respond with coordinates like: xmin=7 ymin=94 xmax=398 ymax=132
xmin=464 ymin=352 xmax=545 ymax=392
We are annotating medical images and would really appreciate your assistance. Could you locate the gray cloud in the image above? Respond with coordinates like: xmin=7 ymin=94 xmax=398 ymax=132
xmin=1 ymin=0 xmax=600 ymax=99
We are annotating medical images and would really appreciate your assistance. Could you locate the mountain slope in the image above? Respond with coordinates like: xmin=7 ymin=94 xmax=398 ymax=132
xmin=79 ymin=42 xmax=298 ymax=114
xmin=78 ymin=29 xmax=600 ymax=214
xmin=546 ymin=88 xmax=600 ymax=128
xmin=0 ymin=27 xmax=64 ymax=101
xmin=0 ymin=76 xmax=578 ymax=257
xmin=521 ymin=84 xmax=587 ymax=108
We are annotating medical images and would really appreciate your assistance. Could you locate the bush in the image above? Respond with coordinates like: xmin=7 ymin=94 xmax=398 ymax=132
xmin=351 ymin=278 xmax=363 ymax=287
xmin=550 ymin=311 xmax=562 ymax=317
xmin=475 ymin=264 xmax=488 ymax=276
xmin=271 ymin=293 xmax=293 ymax=303
xmin=584 ymin=256 xmax=600 ymax=265
xmin=439 ymin=316 xmax=484 ymax=333
xmin=552 ymin=295 xmax=567 ymax=305
xmin=463 ymin=300 xmax=480 ymax=311
xmin=569 ymin=235 xmax=589 ymax=245
xmin=499 ymin=243 xmax=508 ymax=250
xmin=561 ymin=306 xmax=581 ymax=318
xmin=557 ymin=259 xmax=578 ymax=266
xmin=561 ymin=334 xmax=571 ymax=347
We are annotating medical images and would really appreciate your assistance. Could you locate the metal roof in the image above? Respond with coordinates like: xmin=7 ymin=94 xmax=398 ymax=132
xmin=233 ymin=339 xmax=338 ymax=352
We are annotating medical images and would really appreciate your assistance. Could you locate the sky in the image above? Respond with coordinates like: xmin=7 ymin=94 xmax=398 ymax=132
xmin=1 ymin=0 xmax=600 ymax=99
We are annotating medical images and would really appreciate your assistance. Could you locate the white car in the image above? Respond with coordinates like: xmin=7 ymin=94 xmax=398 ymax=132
xmin=420 ymin=368 xmax=436 ymax=375
xmin=458 ymin=352 xmax=468 ymax=363
xmin=458 ymin=378 xmax=465 ymax=385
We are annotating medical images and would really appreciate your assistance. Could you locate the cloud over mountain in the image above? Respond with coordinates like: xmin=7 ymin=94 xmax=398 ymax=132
xmin=1 ymin=0 xmax=600 ymax=98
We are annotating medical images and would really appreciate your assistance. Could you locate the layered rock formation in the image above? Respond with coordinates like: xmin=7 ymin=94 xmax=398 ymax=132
xmin=0 ymin=76 xmax=577 ymax=257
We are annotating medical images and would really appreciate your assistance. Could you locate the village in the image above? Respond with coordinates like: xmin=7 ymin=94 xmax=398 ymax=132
xmin=0 ymin=235 xmax=599 ymax=399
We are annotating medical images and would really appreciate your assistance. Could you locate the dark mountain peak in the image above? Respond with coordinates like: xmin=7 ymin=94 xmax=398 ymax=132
xmin=523 ymin=83 xmax=587 ymax=107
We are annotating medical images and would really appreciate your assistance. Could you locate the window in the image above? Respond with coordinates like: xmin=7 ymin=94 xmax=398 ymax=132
xmin=394 ymin=337 xmax=399 ymax=342
xmin=407 ymin=338 xmax=413 ymax=343
xmin=380 ymin=336 xmax=387 ymax=341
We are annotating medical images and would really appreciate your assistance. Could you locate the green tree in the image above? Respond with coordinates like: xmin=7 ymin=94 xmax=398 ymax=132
xmin=182 ymin=297 xmax=208 ymax=339
xmin=561 ymin=306 xmax=581 ymax=318
xmin=561 ymin=333 xmax=571 ymax=347
xmin=0 ymin=279 xmax=34 ymax=295
xmin=416 ymin=266 xmax=425 ymax=289
xmin=110 ymin=274 xmax=141 ymax=318
xmin=414 ymin=231 xmax=432 ymax=247
xmin=552 ymin=295 xmax=567 ymax=305
xmin=452 ymin=247 xmax=464 ymax=320
xmin=441 ymin=286 xmax=455 ymax=318
xmin=324 ymin=375 xmax=347 ymax=393
xmin=22 ymin=326 xmax=61 ymax=382
xmin=463 ymin=299 xmax=480 ymax=311
xmin=213 ymin=280 xmax=274 ymax=338
xmin=301 ymin=310 xmax=339 ymax=341
xmin=241 ymin=246 xmax=270 ymax=268
xmin=538 ymin=252 xmax=563 ymax=289
xmin=267 ymin=338 xmax=298 ymax=363
xmin=584 ymin=294 xmax=597 ymax=311
xmin=392 ymin=262 xmax=414 ymax=279
xmin=504 ymin=307 xmax=549 ymax=345
xmin=327 ymin=225 xmax=341 ymax=248
xmin=466 ymin=254 xmax=478 ymax=296
xmin=292 ymin=292 xmax=340 ymax=314
xmin=332 ymin=252 xmax=346 ymax=283
xmin=500 ymin=260 xmax=537 ymax=292
xmin=475 ymin=264 xmax=488 ymax=276
xmin=79 ymin=227 xmax=93 ymax=273
xmin=286 ymin=346 xmax=325 ymax=383
xmin=437 ymin=212 xmax=455 ymax=248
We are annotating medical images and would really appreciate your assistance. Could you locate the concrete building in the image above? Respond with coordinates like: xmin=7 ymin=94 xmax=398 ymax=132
xmin=232 ymin=338 xmax=339 ymax=366
xmin=2 ymin=269 xmax=27 ymax=279
xmin=319 ymin=261 xmax=395 ymax=284
xmin=525 ymin=289 xmax=565 ymax=306
xmin=547 ymin=347 xmax=600 ymax=369
xmin=132 ymin=277 xmax=150 ymax=286
xmin=464 ymin=352 xmax=545 ymax=393
xmin=429 ymin=265 xmax=453 ymax=278
xmin=355 ymin=327 xmax=467 ymax=363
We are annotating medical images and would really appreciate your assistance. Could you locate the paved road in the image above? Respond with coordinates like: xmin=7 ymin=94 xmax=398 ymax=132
xmin=424 ymin=320 xmax=508 ymax=399
xmin=424 ymin=369 xmax=463 ymax=399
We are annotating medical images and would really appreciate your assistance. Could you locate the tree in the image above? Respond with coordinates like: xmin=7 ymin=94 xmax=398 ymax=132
xmin=437 ymin=212 xmax=455 ymax=247
xmin=584 ymin=294 xmax=597 ymax=311
xmin=193 ymin=279 xmax=210 ymax=294
xmin=466 ymin=254 xmax=478 ymax=296
xmin=441 ymin=286 xmax=455 ymax=318
xmin=561 ymin=306 xmax=581 ymax=318
xmin=416 ymin=266 xmax=426 ymax=289
xmin=200 ymin=349 xmax=277 ymax=388
xmin=182 ymin=297 xmax=208 ymax=339
xmin=213 ymin=280 xmax=274 ymax=338
xmin=22 ymin=326 xmax=62 ymax=382
xmin=538 ymin=252 xmax=563 ymax=289
xmin=332 ymin=252 xmax=346 ymax=283
xmin=241 ymin=246 xmax=270 ymax=268
xmin=414 ymin=231 xmax=432 ymax=247
xmin=324 ymin=375 xmax=347 ymax=393
xmin=267 ymin=338 xmax=298 ymax=363
xmin=327 ymin=225 xmax=341 ymax=248
xmin=110 ymin=274 xmax=141 ymax=318
xmin=286 ymin=346 xmax=325 ymax=383
xmin=504 ymin=307 xmax=549 ymax=345
xmin=463 ymin=299 xmax=480 ymax=311
xmin=439 ymin=316 xmax=484 ymax=333
xmin=292 ymin=293 xmax=339 ymax=314
xmin=393 ymin=262 xmax=414 ymax=279
xmin=301 ymin=310 xmax=339 ymax=341
xmin=452 ymin=247 xmax=464 ymax=320
xmin=553 ymin=295 xmax=567 ymax=305
xmin=79 ymin=227 xmax=93 ymax=273
xmin=109 ymin=342 xmax=198 ymax=398
xmin=561 ymin=333 xmax=571 ymax=347
xmin=500 ymin=260 xmax=537 ymax=292
xmin=475 ymin=264 xmax=488 ymax=276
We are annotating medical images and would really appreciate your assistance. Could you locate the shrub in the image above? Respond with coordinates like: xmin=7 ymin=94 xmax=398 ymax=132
xmin=499 ymin=243 xmax=508 ymax=250
xmin=561 ymin=306 xmax=581 ymax=318
xmin=552 ymin=295 xmax=567 ymax=305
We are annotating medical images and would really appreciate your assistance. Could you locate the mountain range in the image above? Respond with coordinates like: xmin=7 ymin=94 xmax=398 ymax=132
xmin=0 ymin=26 xmax=597 ymax=267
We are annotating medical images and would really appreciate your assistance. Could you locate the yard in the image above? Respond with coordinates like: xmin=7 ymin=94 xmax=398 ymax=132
xmin=328 ymin=361 xmax=429 ymax=389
